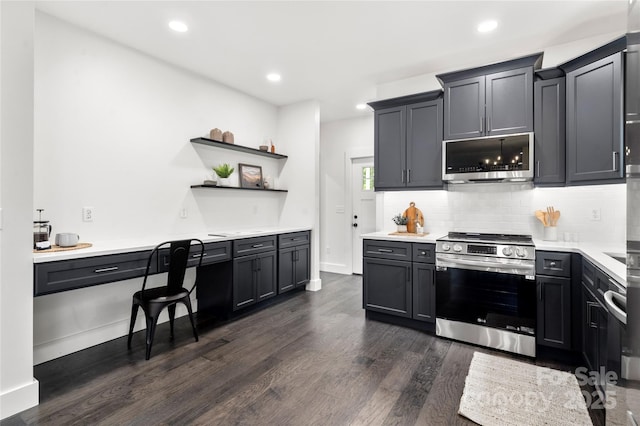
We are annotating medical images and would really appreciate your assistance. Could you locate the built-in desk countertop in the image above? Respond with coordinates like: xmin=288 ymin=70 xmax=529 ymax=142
xmin=33 ymin=227 xmax=311 ymax=263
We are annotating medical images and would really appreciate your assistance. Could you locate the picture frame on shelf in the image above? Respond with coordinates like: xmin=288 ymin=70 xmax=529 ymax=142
xmin=239 ymin=163 xmax=263 ymax=189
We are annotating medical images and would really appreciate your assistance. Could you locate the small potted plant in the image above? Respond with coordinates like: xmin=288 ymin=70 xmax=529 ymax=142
xmin=392 ymin=214 xmax=408 ymax=232
xmin=213 ymin=163 xmax=234 ymax=186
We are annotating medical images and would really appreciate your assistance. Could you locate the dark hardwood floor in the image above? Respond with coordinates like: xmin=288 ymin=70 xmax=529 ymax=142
xmin=4 ymin=272 xmax=603 ymax=425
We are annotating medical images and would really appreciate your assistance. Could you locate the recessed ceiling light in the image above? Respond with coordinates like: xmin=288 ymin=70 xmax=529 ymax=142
xmin=356 ymin=103 xmax=367 ymax=110
xmin=477 ymin=20 xmax=498 ymax=33
xmin=266 ymin=73 xmax=281 ymax=82
xmin=169 ymin=21 xmax=188 ymax=33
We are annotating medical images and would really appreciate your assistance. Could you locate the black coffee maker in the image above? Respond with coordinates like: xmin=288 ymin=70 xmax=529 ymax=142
xmin=33 ymin=209 xmax=52 ymax=250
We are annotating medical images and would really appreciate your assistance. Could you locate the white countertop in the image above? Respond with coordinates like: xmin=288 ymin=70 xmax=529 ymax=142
xmin=360 ymin=231 xmax=445 ymax=244
xmin=361 ymin=231 xmax=626 ymax=287
xmin=33 ymin=227 xmax=311 ymax=263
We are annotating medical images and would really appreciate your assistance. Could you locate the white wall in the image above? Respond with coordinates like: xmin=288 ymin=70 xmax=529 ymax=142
xmin=0 ymin=2 xmax=39 ymax=419
xmin=33 ymin=13 xmax=318 ymax=364
xmin=34 ymin=12 xmax=280 ymax=242
xmin=319 ymin=116 xmax=373 ymax=274
xmin=276 ymin=100 xmax=321 ymax=289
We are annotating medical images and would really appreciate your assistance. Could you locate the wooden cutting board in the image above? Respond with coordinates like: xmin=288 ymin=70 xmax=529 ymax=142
xmin=33 ymin=243 xmax=92 ymax=253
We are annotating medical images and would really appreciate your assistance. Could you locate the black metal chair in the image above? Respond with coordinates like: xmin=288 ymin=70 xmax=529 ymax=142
xmin=127 ymin=239 xmax=204 ymax=359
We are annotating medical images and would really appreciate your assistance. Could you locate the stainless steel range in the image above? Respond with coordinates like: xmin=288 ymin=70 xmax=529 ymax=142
xmin=435 ymin=232 xmax=536 ymax=357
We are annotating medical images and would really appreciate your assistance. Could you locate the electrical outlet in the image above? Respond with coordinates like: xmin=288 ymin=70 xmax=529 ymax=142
xmin=591 ymin=208 xmax=601 ymax=221
xmin=180 ymin=208 xmax=188 ymax=219
xmin=82 ymin=207 xmax=94 ymax=222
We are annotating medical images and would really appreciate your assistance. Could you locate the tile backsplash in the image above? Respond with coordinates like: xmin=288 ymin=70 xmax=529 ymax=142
xmin=382 ymin=183 xmax=626 ymax=244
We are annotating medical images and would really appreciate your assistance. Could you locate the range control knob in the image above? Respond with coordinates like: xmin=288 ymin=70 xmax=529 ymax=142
xmin=502 ymin=247 xmax=514 ymax=257
xmin=453 ymin=244 xmax=463 ymax=253
xmin=441 ymin=243 xmax=451 ymax=251
xmin=515 ymin=247 xmax=528 ymax=258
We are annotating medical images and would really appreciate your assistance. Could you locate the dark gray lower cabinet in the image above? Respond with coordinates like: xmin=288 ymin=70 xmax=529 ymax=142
xmin=232 ymin=252 xmax=277 ymax=311
xmin=278 ymin=231 xmax=310 ymax=293
xmin=582 ymin=284 xmax=608 ymax=393
xmin=362 ymin=240 xmax=435 ymax=323
xmin=278 ymin=245 xmax=310 ymax=293
xmin=536 ymin=276 xmax=571 ymax=349
xmin=535 ymin=251 xmax=572 ymax=350
xmin=34 ymin=250 xmax=153 ymax=296
xmin=412 ymin=263 xmax=435 ymax=322
xmin=363 ymin=257 xmax=412 ymax=317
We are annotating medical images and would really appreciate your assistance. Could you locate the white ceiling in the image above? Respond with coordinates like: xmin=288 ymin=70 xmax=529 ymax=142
xmin=35 ymin=1 xmax=628 ymax=122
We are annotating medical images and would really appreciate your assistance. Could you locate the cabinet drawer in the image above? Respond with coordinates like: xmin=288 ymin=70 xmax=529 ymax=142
xmin=278 ymin=231 xmax=310 ymax=249
xmin=34 ymin=251 xmax=153 ymax=296
xmin=233 ymin=235 xmax=277 ymax=257
xmin=363 ymin=240 xmax=411 ymax=261
xmin=412 ymin=243 xmax=435 ymax=264
xmin=582 ymin=259 xmax=597 ymax=289
xmin=535 ymin=251 xmax=571 ymax=277
xmin=158 ymin=241 xmax=231 ymax=272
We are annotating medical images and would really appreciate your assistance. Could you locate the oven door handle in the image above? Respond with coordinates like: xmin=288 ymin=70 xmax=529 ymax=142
xmin=604 ymin=290 xmax=627 ymax=325
xmin=436 ymin=256 xmax=533 ymax=272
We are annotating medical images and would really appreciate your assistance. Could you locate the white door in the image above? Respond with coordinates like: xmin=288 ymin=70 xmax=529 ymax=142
xmin=352 ymin=158 xmax=376 ymax=274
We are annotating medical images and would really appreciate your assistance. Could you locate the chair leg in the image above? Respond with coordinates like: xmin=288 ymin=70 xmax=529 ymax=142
xmin=127 ymin=303 xmax=139 ymax=349
xmin=168 ymin=304 xmax=176 ymax=340
xmin=144 ymin=305 xmax=163 ymax=360
xmin=183 ymin=296 xmax=199 ymax=342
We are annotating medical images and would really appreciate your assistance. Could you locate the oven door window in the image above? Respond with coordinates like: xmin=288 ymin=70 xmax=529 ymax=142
xmin=436 ymin=268 xmax=536 ymax=334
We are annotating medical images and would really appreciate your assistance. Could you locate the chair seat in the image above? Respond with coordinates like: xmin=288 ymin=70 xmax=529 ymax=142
xmin=133 ymin=287 xmax=190 ymax=304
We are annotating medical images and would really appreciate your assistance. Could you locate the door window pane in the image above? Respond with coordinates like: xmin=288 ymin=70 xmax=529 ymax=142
xmin=362 ymin=167 xmax=374 ymax=191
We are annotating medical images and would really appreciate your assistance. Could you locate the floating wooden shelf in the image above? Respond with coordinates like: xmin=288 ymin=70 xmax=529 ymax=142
xmin=190 ymin=185 xmax=288 ymax=193
xmin=190 ymin=137 xmax=288 ymax=160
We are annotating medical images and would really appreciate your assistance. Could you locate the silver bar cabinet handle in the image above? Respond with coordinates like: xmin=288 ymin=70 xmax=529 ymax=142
xmin=94 ymin=266 xmax=118 ymax=273
xmin=536 ymin=161 xmax=540 ymax=178
xmin=407 ymin=169 xmax=411 ymax=183
xmin=613 ymin=152 xmax=618 ymax=171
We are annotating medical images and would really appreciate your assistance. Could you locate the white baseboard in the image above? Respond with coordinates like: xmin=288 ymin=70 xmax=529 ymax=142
xmin=0 ymin=378 xmax=39 ymax=420
xmin=320 ymin=262 xmax=350 ymax=275
xmin=34 ymin=304 xmax=192 ymax=365
xmin=305 ymin=278 xmax=322 ymax=292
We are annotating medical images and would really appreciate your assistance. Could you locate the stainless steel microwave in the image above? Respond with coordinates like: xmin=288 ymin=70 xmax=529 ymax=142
xmin=442 ymin=132 xmax=534 ymax=183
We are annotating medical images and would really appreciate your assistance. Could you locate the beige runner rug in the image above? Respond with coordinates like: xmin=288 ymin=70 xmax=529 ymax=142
xmin=458 ymin=352 xmax=592 ymax=426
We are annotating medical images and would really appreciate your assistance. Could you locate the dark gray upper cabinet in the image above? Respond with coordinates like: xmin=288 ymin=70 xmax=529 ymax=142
xmin=534 ymin=73 xmax=566 ymax=186
xmin=486 ymin=67 xmax=534 ymax=136
xmin=437 ymin=53 xmax=542 ymax=141
xmin=564 ymin=50 xmax=624 ymax=184
xmin=373 ymin=106 xmax=405 ymax=188
xmin=443 ymin=76 xmax=485 ymax=140
xmin=369 ymin=91 xmax=443 ymax=191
